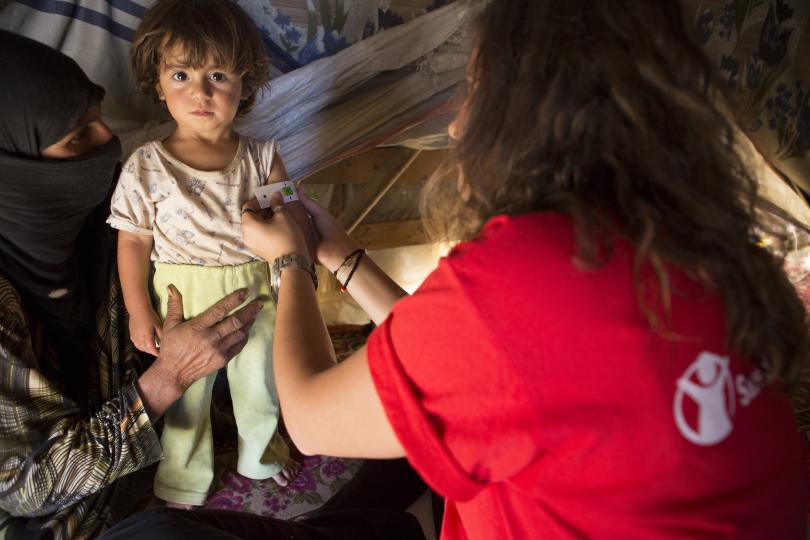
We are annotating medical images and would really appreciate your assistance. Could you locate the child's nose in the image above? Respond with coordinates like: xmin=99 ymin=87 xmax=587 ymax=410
xmin=189 ymin=79 xmax=213 ymax=100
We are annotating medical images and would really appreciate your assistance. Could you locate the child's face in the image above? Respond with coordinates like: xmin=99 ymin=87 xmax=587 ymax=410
xmin=156 ymin=43 xmax=246 ymax=137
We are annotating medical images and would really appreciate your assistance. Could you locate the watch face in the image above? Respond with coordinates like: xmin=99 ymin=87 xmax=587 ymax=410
xmin=270 ymin=254 xmax=316 ymax=304
xmin=270 ymin=259 xmax=281 ymax=302
xmin=271 ymin=266 xmax=280 ymax=288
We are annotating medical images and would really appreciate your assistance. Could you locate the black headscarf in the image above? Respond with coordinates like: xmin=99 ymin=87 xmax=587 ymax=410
xmin=0 ymin=31 xmax=121 ymax=399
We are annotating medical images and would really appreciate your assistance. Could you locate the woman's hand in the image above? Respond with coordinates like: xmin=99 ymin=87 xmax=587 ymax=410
xmin=298 ymin=189 xmax=360 ymax=272
xmin=241 ymin=188 xmax=360 ymax=270
xmin=241 ymin=194 xmax=311 ymax=262
xmin=129 ymin=307 xmax=162 ymax=356
xmin=150 ymin=286 xmax=261 ymax=395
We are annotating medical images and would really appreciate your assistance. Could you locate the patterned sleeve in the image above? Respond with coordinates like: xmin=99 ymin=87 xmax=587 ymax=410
xmin=0 ymin=281 xmax=161 ymax=517
xmin=253 ymin=138 xmax=280 ymax=185
xmin=107 ymin=148 xmax=155 ymax=235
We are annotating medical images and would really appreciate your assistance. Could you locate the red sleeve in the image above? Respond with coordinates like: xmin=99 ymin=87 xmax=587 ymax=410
xmin=367 ymin=256 xmax=540 ymax=502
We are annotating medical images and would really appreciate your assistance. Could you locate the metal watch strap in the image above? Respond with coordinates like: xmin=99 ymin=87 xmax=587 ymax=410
xmin=271 ymin=253 xmax=318 ymax=303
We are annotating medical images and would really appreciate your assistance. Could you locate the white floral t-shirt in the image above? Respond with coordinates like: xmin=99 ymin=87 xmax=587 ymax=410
xmin=108 ymin=137 xmax=277 ymax=266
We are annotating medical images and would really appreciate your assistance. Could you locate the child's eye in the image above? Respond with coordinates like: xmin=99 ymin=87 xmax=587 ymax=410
xmin=208 ymin=72 xmax=227 ymax=83
xmin=171 ymin=71 xmax=188 ymax=82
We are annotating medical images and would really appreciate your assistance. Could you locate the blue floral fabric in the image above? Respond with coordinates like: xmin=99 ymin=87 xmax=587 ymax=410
xmin=238 ymin=0 xmax=452 ymax=72
xmin=689 ymin=0 xmax=810 ymax=190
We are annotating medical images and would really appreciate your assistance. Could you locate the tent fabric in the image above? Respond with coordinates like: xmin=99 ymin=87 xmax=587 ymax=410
xmin=115 ymin=1 xmax=469 ymax=179
xmin=0 ymin=0 xmax=806 ymax=221
xmin=684 ymin=0 xmax=810 ymax=202
xmin=238 ymin=0 xmax=453 ymax=72
xmin=0 ymin=0 xmax=469 ymax=180
xmin=0 ymin=0 xmax=810 ymax=196
xmin=0 ymin=0 xmax=451 ymax=112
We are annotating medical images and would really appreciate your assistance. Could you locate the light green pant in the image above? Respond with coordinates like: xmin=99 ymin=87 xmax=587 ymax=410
xmin=152 ymin=261 xmax=289 ymax=505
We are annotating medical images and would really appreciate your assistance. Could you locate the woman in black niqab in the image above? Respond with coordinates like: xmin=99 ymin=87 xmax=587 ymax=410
xmin=0 ymin=30 xmax=122 ymax=405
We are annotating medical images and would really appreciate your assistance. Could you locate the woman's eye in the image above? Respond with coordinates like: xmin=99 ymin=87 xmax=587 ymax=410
xmin=68 ymin=130 xmax=84 ymax=145
xmin=209 ymin=72 xmax=226 ymax=83
xmin=171 ymin=71 xmax=188 ymax=82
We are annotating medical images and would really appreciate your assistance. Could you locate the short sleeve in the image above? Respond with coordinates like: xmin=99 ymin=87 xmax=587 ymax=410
xmin=251 ymin=138 xmax=280 ymax=185
xmin=367 ymin=257 xmax=541 ymax=502
xmin=107 ymin=151 xmax=155 ymax=235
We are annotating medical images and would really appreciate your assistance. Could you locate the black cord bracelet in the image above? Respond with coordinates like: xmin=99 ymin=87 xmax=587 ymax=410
xmin=335 ymin=248 xmax=364 ymax=275
xmin=335 ymin=248 xmax=365 ymax=288
xmin=341 ymin=251 xmax=364 ymax=290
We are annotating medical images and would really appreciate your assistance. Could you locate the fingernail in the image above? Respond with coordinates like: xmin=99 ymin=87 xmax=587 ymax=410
xmin=238 ymin=288 xmax=248 ymax=300
xmin=167 ymin=284 xmax=175 ymax=298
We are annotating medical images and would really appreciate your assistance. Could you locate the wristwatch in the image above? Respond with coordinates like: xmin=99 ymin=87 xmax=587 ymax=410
xmin=270 ymin=252 xmax=318 ymax=303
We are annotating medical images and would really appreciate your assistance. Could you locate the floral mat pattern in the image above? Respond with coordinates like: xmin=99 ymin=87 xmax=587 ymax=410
xmin=203 ymin=325 xmax=372 ymax=518
xmin=206 ymin=452 xmax=363 ymax=519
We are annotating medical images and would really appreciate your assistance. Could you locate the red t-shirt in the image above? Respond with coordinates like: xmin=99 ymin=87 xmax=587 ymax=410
xmin=367 ymin=212 xmax=808 ymax=540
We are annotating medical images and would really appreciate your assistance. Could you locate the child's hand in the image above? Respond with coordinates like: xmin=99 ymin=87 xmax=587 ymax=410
xmin=129 ymin=307 xmax=163 ymax=356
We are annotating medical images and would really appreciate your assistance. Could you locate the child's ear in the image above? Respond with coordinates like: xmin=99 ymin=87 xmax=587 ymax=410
xmin=155 ymin=83 xmax=165 ymax=101
xmin=241 ymin=83 xmax=255 ymax=100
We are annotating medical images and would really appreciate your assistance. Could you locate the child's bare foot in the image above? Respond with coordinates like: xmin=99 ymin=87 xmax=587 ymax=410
xmin=165 ymin=501 xmax=196 ymax=510
xmin=271 ymin=458 xmax=302 ymax=487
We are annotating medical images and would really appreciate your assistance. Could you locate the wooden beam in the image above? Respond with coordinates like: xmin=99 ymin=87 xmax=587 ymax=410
xmin=341 ymin=150 xmax=422 ymax=233
xmin=302 ymin=148 xmax=449 ymax=185
xmin=349 ymin=219 xmax=431 ymax=250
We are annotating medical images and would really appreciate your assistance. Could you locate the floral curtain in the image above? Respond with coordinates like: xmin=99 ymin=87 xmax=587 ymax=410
xmin=237 ymin=0 xmax=451 ymax=72
xmin=686 ymin=0 xmax=810 ymax=193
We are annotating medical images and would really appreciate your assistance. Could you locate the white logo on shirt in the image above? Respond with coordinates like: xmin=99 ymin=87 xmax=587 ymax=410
xmin=673 ymin=352 xmax=736 ymax=446
xmin=673 ymin=352 xmax=769 ymax=446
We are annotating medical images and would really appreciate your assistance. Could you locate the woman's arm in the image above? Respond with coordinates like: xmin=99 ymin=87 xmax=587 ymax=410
xmin=332 ymin=250 xmax=409 ymax=326
xmin=0 ymin=293 xmax=159 ymax=516
xmin=241 ymin=195 xmax=404 ymax=457
xmin=273 ymin=266 xmax=404 ymax=457
xmin=0 ymin=283 xmax=260 ymax=516
xmin=298 ymin=191 xmax=408 ymax=325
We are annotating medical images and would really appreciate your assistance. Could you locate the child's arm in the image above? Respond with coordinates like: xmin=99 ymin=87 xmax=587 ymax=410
xmin=267 ymin=150 xmax=289 ymax=183
xmin=118 ymin=230 xmax=162 ymax=356
xmin=266 ymin=154 xmax=319 ymax=261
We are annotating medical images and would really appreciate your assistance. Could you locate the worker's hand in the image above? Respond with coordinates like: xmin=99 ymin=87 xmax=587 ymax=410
xmin=241 ymin=193 xmax=313 ymax=262
xmin=298 ymin=188 xmax=360 ymax=272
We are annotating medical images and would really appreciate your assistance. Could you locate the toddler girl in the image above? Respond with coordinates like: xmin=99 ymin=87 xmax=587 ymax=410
xmin=108 ymin=0 xmax=299 ymax=507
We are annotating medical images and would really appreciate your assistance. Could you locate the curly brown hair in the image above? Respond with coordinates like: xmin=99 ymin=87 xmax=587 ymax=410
xmin=131 ymin=0 xmax=269 ymax=115
xmin=423 ymin=0 xmax=808 ymax=386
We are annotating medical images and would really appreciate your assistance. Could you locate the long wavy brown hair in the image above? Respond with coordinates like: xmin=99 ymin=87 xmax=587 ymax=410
xmin=423 ymin=0 xmax=808 ymax=386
